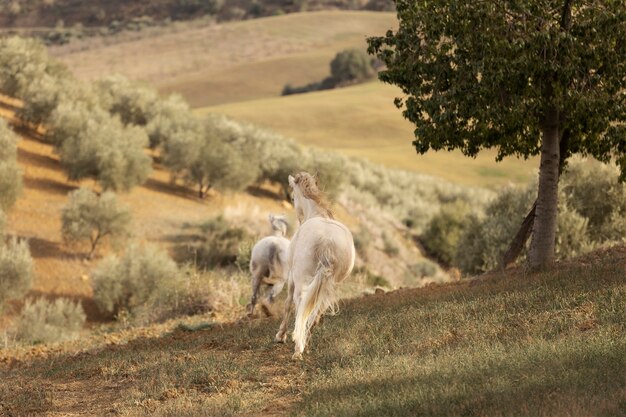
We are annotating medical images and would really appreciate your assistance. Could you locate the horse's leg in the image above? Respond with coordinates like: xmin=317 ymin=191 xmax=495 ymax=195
xmin=246 ymin=269 xmax=263 ymax=317
xmin=274 ymin=278 xmax=293 ymax=343
xmin=268 ymin=279 xmax=285 ymax=304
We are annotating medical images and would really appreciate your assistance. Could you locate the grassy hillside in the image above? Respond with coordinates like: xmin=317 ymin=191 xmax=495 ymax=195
xmin=1 ymin=245 xmax=624 ymax=416
xmin=200 ymin=81 xmax=538 ymax=187
xmin=50 ymin=11 xmax=397 ymax=107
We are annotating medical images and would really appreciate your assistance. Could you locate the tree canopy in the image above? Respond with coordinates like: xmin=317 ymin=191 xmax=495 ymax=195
xmin=368 ymin=0 xmax=626 ymax=268
xmin=368 ymin=1 xmax=626 ymax=169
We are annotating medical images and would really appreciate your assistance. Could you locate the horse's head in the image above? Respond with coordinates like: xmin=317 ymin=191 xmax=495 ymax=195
xmin=268 ymin=213 xmax=288 ymax=237
xmin=288 ymin=172 xmax=333 ymax=222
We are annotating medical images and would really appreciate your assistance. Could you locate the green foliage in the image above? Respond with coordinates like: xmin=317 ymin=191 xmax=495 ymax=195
xmin=61 ymin=188 xmax=131 ymax=258
xmin=91 ymin=243 xmax=180 ymax=318
xmin=454 ymin=180 xmax=596 ymax=274
xmin=405 ymin=259 xmax=440 ymax=282
xmin=14 ymin=297 xmax=86 ymax=345
xmin=162 ymin=116 xmax=258 ymax=197
xmin=52 ymin=102 xmax=152 ymax=191
xmin=561 ymin=160 xmax=626 ymax=243
xmin=368 ymin=2 xmax=626 ymax=173
xmin=145 ymin=93 xmax=196 ymax=149
xmin=330 ymin=48 xmax=375 ymax=85
xmin=308 ymin=150 xmax=346 ymax=200
xmin=96 ymin=75 xmax=158 ymax=127
xmin=0 ymin=36 xmax=67 ymax=99
xmin=382 ymin=232 xmax=399 ymax=257
xmin=282 ymin=48 xmax=376 ymax=96
xmin=174 ymin=216 xmax=252 ymax=270
xmin=421 ymin=200 xmax=472 ymax=265
xmin=354 ymin=266 xmax=390 ymax=288
xmin=353 ymin=226 xmax=372 ymax=260
xmin=0 ymin=119 xmax=22 ymax=211
xmin=0 ymin=237 xmax=33 ymax=311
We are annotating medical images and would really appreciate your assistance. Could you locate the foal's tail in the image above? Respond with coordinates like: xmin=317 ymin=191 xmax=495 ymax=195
xmin=292 ymin=239 xmax=339 ymax=354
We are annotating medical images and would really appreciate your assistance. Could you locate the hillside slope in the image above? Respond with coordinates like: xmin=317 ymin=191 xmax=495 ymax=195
xmin=49 ymin=11 xmax=397 ymax=107
xmin=1 ymin=245 xmax=624 ymax=416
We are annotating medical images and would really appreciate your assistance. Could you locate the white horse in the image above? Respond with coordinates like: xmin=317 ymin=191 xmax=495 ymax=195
xmin=247 ymin=214 xmax=290 ymax=317
xmin=275 ymin=172 xmax=355 ymax=359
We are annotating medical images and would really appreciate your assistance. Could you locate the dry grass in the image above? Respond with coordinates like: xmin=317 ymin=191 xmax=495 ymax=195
xmin=50 ymin=11 xmax=397 ymax=107
xmin=0 ymin=245 xmax=623 ymax=416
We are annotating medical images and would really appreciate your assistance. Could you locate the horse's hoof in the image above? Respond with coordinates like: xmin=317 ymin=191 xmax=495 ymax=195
xmin=274 ymin=332 xmax=286 ymax=343
xmin=261 ymin=303 xmax=273 ymax=317
xmin=292 ymin=352 xmax=303 ymax=361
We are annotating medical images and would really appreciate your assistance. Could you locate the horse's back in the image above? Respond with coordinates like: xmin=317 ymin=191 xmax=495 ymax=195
xmin=290 ymin=217 xmax=355 ymax=279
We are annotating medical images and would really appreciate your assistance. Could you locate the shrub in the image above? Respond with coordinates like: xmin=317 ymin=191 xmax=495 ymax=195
xmin=308 ymin=150 xmax=347 ymax=199
xmin=421 ymin=200 xmax=472 ymax=265
xmin=455 ymin=185 xmax=535 ymax=274
xmin=405 ymin=260 xmax=440 ymax=283
xmin=0 ymin=237 xmax=33 ymax=311
xmin=329 ymin=48 xmax=376 ymax=85
xmin=382 ymin=232 xmax=400 ymax=257
xmin=353 ymin=226 xmax=372 ymax=260
xmin=61 ymin=188 xmax=131 ymax=258
xmin=455 ymin=183 xmax=594 ymax=274
xmin=14 ymin=297 xmax=86 ymax=345
xmin=354 ymin=266 xmax=390 ymax=288
xmin=177 ymin=216 xmax=252 ymax=269
xmin=91 ymin=243 xmax=180 ymax=318
xmin=0 ymin=119 xmax=22 ymax=211
xmin=561 ymin=160 xmax=626 ymax=243
xmin=135 ymin=265 xmax=214 ymax=324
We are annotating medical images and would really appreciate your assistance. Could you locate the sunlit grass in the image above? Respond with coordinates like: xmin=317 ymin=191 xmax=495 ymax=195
xmin=1 ymin=247 xmax=624 ymax=416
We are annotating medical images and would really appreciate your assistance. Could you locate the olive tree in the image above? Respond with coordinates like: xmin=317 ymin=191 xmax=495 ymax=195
xmin=368 ymin=1 xmax=626 ymax=270
xmin=50 ymin=102 xmax=152 ymax=191
xmin=0 ymin=119 xmax=22 ymax=211
xmin=61 ymin=188 xmax=131 ymax=259
xmin=163 ymin=117 xmax=257 ymax=198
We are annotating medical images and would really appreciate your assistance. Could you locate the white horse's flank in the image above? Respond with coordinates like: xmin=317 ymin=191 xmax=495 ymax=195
xmin=247 ymin=214 xmax=290 ymax=316
xmin=275 ymin=172 xmax=355 ymax=359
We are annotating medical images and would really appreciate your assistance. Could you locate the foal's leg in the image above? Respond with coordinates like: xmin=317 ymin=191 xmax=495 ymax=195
xmin=274 ymin=278 xmax=294 ymax=343
xmin=246 ymin=270 xmax=263 ymax=317
xmin=268 ymin=279 xmax=286 ymax=304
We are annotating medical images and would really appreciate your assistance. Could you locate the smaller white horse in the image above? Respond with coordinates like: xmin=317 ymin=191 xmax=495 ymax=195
xmin=275 ymin=172 xmax=355 ymax=359
xmin=247 ymin=214 xmax=290 ymax=316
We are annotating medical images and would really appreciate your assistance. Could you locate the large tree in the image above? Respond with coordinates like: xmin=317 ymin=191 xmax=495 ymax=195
xmin=368 ymin=0 xmax=626 ymax=270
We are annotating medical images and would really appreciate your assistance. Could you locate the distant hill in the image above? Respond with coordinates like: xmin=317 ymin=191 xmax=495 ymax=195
xmin=0 ymin=0 xmax=394 ymax=29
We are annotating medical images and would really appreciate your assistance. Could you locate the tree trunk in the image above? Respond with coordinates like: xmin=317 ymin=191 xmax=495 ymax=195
xmin=528 ymin=110 xmax=561 ymax=270
xmin=501 ymin=130 xmax=570 ymax=269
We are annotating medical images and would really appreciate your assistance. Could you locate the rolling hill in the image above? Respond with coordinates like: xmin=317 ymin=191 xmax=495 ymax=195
xmin=199 ymin=81 xmax=538 ymax=187
xmin=50 ymin=11 xmax=397 ymax=107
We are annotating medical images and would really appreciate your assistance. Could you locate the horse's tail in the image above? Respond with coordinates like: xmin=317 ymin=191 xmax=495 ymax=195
xmin=292 ymin=238 xmax=339 ymax=354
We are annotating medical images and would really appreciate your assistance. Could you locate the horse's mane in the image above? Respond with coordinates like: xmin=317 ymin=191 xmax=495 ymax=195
xmin=293 ymin=172 xmax=334 ymax=219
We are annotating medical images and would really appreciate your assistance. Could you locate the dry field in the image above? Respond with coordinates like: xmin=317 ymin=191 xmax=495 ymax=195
xmin=49 ymin=11 xmax=397 ymax=107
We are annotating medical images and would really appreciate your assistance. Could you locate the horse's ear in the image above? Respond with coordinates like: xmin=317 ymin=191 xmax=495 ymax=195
xmin=288 ymin=175 xmax=296 ymax=188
